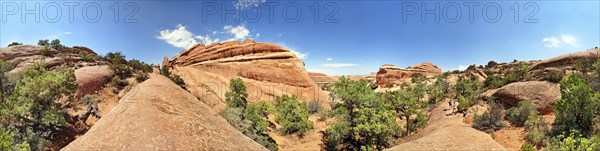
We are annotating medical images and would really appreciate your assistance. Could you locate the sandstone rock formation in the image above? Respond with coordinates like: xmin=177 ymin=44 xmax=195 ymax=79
xmin=308 ymin=72 xmax=336 ymax=84
xmin=1 ymin=45 xmax=113 ymax=98
xmin=0 ymin=45 xmax=108 ymax=73
xmin=387 ymin=100 xmax=506 ymax=150
xmin=62 ymin=74 xmax=266 ymax=150
xmin=163 ymin=40 xmax=329 ymax=111
xmin=73 ymin=65 xmax=114 ymax=98
xmin=376 ymin=62 xmax=442 ymax=87
xmin=530 ymin=48 xmax=600 ymax=70
xmin=484 ymin=81 xmax=561 ymax=114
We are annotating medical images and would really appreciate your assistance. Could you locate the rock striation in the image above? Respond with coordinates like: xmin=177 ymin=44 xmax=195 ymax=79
xmin=163 ymin=40 xmax=329 ymax=111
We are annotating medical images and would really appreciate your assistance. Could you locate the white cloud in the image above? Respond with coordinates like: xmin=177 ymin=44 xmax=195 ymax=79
xmin=234 ymin=0 xmax=266 ymax=10
xmin=224 ymin=25 xmax=251 ymax=41
xmin=276 ymin=42 xmax=309 ymax=59
xmin=561 ymin=34 xmax=579 ymax=47
xmin=158 ymin=24 xmax=261 ymax=49
xmin=543 ymin=37 xmax=561 ymax=48
xmin=195 ymin=35 xmax=220 ymax=45
xmin=46 ymin=31 xmax=72 ymax=39
xmin=542 ymin=34 xmax=579 ymax=48
xmin=456 ymin=65 xmax=468 ymax=71
xmin=291 ymin=50 xmax=308 ymax=59
xmin=323 ymin=63 xmax=359 ymax=67
xmin=157 ymin=24 xmax=197 ymax=49
xmin=326 ymin=58 xmax=333 ymax=61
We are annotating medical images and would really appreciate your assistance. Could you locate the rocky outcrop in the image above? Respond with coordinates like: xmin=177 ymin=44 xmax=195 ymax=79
xmin=308 ymin=72 xmax=336 ymax=84
xmin=164 ymin=40 xmax=329 ymax=111
xmin=73 ymin=65 xmax=113 ymax=98
xmin=62 ymin=74 xmax=266 ymax=150
xmin=375 ymin=62 xmax=442 ymax=87
xmin=0 ymin=45 xmax=108 ymax=73
xmin=386 ymin=100 xmax=506 ymax=150
xmin=1 ymin=45 xmax=112 ymax=98
xmin=530 ymin=49 xmax=600 ymax=70
xmin=484 ymin=81 xmax=561 ymax=114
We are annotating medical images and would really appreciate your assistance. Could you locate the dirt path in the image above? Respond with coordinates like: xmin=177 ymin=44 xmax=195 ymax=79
xmin=387 ymin=100 xmax=507 ymax=150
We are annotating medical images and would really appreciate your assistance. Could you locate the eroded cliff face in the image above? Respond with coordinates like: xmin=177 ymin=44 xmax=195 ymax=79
xmin=376 ymin=62 xmax=442 ymax=87
xmin=164 ymin=40 xmax=329 ymax=111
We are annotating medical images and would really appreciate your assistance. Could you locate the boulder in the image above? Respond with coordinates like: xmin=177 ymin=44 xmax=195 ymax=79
xmin=491 ymin=81 xmax=561 ymax=114
xmin=487 ymin=61 xmax=498 ymax=68
xmin=62 ymin=74 xmax=267 ymax=150
xmin=74 ymin=65 xmax=114 ymax=98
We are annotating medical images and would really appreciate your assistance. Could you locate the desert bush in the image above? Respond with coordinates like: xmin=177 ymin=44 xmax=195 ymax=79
xmin=7 ymin=42 xmax=22 ymax=47
xmin=504 ymin=62 xmax=529 ymax=83
xmin=505 ymin=101 xmax=538 ymax=127
xmin=472 ymin=101 xmax=505 ymax=131
xmin=547 ymin=131 xmax=599 ymax=151
xmin=275 ymin=95 xmax=313 ymax=136
xmin=484 ymin=74 xmax=506 ymax=89
xmin=110 ymin=76 xmax=129 ymax=88
xmin=553 ymin=73 xmax=600 ymax=137
xmin=455 ymin=76 xmax=481 ymax=111
xmin=541 ymin=69 xmax=564 ymax=83
xmin=573 ymin=58 xmax=595 ymax=74
xmin=384 ymin=89 xmax=427 ymax=136
xmin=225 ymin=78 xmax=248 ymax=108
xmin=50 ymin=39 xmax=63 ymax=49
xmin=308 ymin=100 xmax=323 ymax=115
xmin=127 ymin=59 xmax=152 ymax=73
xmin=0 ymin=63 xmax=77 ymax=150
xmin=41 ymin=46 xmax=52 ymax=57
xmin=520 ymin=142 xmax=536 ymax=151
xmin=428 ymin=77 xmax=449 ymax=105
xmin=37 ymin=39 xmax=49 ymax=46
xmin=524 ymin=112 xmax=550 ymax=147
xmin=220 ymin=80 xmax=278 ymax=151
xmin=324 ymin=77 xmax=401 ymax=150
xmin=135 ymin=72 xmax=149 ymax=83
xmin=105 ymin=52 xmax=127 ymax=65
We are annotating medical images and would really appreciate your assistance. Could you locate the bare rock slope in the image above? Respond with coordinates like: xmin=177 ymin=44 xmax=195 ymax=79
xmin=482 ymin=81 xmax=561 ymax=114
xmin=531 ymin=48 xmax=600 ymax=70
xmin=387 ymin=100 xmax=506 ymax=150
xmin=164 ymin=40 xmax=329 ymax=111
xmin=62 ymin=74 xmax=266 ymax=150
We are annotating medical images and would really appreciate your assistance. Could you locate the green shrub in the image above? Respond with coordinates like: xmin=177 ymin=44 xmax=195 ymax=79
xmin=454 ymin=76 xmax=481 ymax=111
xmin=472 ymin=101 xmax=505 ymax=131
xmin=428 ymin=77 xmax=449 ymax=105
xmin=484 ymin=74 xmax=506 ymax=89
xmin=135 ymin=72 xmax=149 ymax=83
xmin=79 ymin=52 xmax=96 ymax=62
xmin=225 ymin=78 xmax=248 ymax=108
xmin=37 ymin=39 xmax=49 ymax=46
xmin=7 ymin=42 xmax=22 ymax=47
xmin=41 ymin=46 xmax=52 ymax=57
xmin=553 ymin=73 xmax=600 ymax=137
xmin=308 ymin=100 xmax=323 ymax=115
xmin=541 ymin=69 xmax=564 ymax=83
xmin=275 ymin=95 xmax=313 ymax=136
xmin=520 ymin=142 xmax=536 ymax=151
xmin=220 ymin=81 xmax=278 ymax=151
xmin=0 ymin=64 xmax=77 ymax=150
xmin=324 ymin=77 xmax=401 ymax=150
xmin=547 ymin=131 xmax=599 ymax=151
xmin=110 ymin=76 xmax=129 ymax=88
xmin=50 ymin=39 xmax=63 ymax=49
xmin=573 ymin=58 xmax=594 ymax=74
xmin=505 ymin=101 xmax=538 ymax=127
xmin=524 ymin=112 xmax=550 ymax=147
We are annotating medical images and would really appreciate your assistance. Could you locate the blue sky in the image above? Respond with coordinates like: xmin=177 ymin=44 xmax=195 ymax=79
xmin=1 ymin=0 xmax=599 ymax=75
